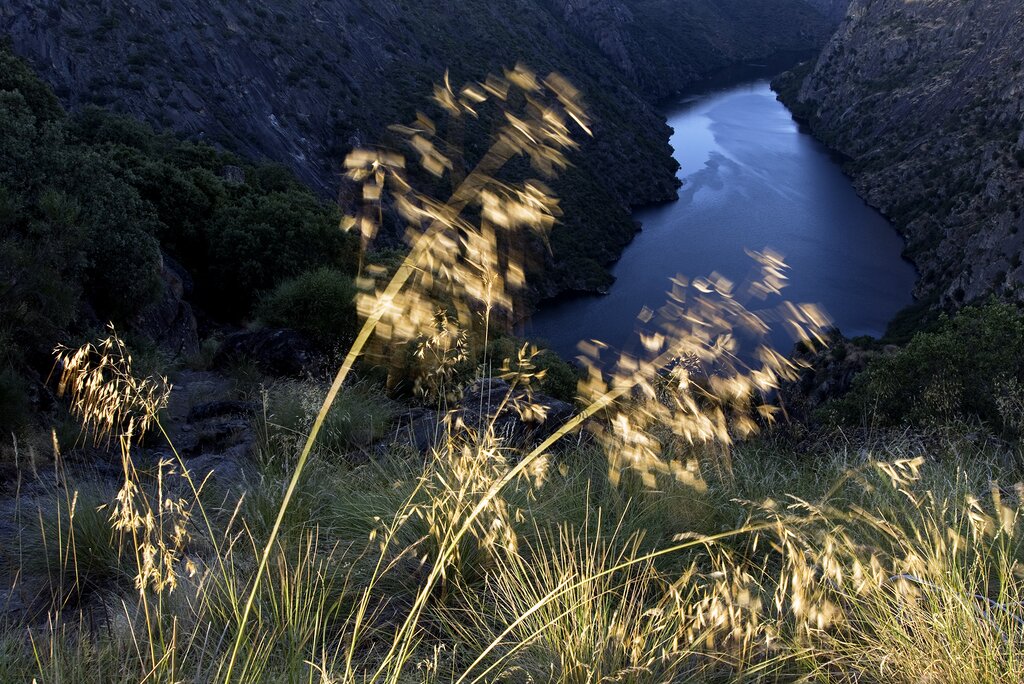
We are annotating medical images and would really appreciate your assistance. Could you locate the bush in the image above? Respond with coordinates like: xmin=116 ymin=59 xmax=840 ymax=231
xmin=0 ymin=41 xmax=63 ymax=124
xmin=207 ymin=193 xmax=354 ymax=317
xmin=259 ymin=379 xmax=396 ymax=461
xmin=257 ymin=268 xmax=359 ymax=350
xmin=0 ymin=368 xmax=30 ymax=438
xmin=487 ymin=336 xmax=580 ymax=402
xmin=826 ymin=299 xmax=1024 ymax=430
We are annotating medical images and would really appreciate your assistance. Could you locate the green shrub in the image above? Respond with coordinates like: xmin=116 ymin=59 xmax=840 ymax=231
xmin=0 ymin=41 xmax=63 ymax=124
xmin=826 ymin=300 xmax=1024 ymax=430
xmin=257 ymin=268 xmax=359 ymax=350
xmin=207 ymin=193 xmax=354 ymax=317
xmin=259 ymin=379 xmax=397 ymax=463
xmin=0 ymin=368 xmax=30 ymax=438
xmin=0 ymin=45 xmax=363 ymax=435
xmin=882 ymin=293 xmax=942 ymax=344
xmin=487 ymin=336 xmax=580 ymax=402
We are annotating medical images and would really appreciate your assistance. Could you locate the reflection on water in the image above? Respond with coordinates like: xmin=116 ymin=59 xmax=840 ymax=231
xmin=524 ymin=61 xmax=916 ymax=361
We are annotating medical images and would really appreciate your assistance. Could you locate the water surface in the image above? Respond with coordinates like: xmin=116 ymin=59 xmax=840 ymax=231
xmin=525 ymin=63 xmax=916 ymax=360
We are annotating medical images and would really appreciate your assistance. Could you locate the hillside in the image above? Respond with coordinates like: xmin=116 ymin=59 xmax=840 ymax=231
xmin=797 ymin=0 xmax=851 ymax=23
xmin=548 ymin=0 xmax=837 ymax=100
xmin=776 ymin=0 xmax=1024 ymax=311
xmin=2 ymin=0 xmax=835 ymax=299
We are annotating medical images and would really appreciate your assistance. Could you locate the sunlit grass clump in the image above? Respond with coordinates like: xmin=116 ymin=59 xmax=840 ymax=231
xmin=3 ymin=64 xmax=1023 ymax=684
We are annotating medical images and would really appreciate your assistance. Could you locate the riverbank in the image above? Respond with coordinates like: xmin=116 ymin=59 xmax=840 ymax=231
xmin=525 ymin=64 xmax=915 ymax=361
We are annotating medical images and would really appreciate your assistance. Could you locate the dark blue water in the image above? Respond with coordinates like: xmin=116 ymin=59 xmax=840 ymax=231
xmin=524 ymin=66 xmax=916 ymax=361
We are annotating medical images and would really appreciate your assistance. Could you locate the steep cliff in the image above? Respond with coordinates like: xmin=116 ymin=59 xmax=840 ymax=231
xmin=798 ymin=0 xmax=851 ymax=23
xmin=549 ymin=0 xmax=836 ymax=100
xmin=3 ymin=0 xmax=834 ymax=300
xmin=778 ymin=0 xmax=1024 ymax=309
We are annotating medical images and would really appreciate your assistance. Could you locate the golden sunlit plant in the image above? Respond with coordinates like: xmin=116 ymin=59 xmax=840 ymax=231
xmin=53 ymin=327 xmax=201 ymax=678
xmin=221 ymin=59 xmax=837 ymax=682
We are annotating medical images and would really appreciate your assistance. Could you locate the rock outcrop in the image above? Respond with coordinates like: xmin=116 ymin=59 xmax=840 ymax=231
xmin=214 ymin=328 xmax=318 ymax=377
xmin=132 ymin=254 xmax=200 ymax=360
xmin=778 ymin=0 xmax=1024 ymax=310
xmin=391 ymin=378 xmax=575 ymax=453
xmin=798 ymin=0 xmax=851 ymax=23
xmin=550 ymin=0 xmax=837 ymax=100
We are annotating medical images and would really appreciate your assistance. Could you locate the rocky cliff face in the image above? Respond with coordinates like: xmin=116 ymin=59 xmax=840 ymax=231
xmin=779 ymin=0 xmax=1024 ymax=309
xmin=549 ymin=0 xmax=836 ymax=100
xmin=2 ymin=0 xmax=834 ymax=300
xmin=798 ymin=0 xmax=851 ymax=23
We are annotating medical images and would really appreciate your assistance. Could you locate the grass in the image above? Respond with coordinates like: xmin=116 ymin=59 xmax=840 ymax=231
xmin=6 ymin=427 xmax=1022 ymax=682
xmin=4 ymin=65 xmax=1022 ymax=684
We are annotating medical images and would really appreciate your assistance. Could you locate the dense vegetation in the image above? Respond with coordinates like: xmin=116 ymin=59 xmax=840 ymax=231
xmin=2 ymin=0 xmax=841 ymax=302
xmin=826 ymin=300 xmax=1024 ymax=432
xmin=0 ymin=45 xmax=358 ymax=435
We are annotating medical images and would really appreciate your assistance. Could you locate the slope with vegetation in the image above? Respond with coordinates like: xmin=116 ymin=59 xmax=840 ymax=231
xmin=1 ymin=52 xmax=1024 ymax=682
xmin=1 ymin=0 xmax=837 ymax=299
xmin=775 ymin=0 xmax=1024 ymax=312
xmin=0 ymin=45 xmax=359 ymax=436
xmin=5 ymin=4 xmax=1024 ymax=682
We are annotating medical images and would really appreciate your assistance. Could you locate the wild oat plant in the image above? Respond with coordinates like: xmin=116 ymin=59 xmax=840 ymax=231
xmin=4 ymin=65 xmax=1023 ymax=684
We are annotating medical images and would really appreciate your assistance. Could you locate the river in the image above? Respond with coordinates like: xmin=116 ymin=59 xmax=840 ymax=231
xmin=523 ymin=58 xmax=917 ymax=362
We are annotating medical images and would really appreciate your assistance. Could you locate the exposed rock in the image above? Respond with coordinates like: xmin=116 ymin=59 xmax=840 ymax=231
xmin=160 ymin=369 xmax=255 ymax=486
xmin=456 ymin=378 xmax=575 ymax=447
xmin=550 ymin=0 xmax=838 ymax=100
xmin=214 ymin=328 xmax=317 ymax=377
xmin=219 ymin=164 xmax=245 ymax=186
xmin=798 ymin=0 xmax=851 ymax=23
xmin=132 ymin=252 xmax=200 ymax=359
xmin=392 ymin=407 xmax=442 ymax=453
xmin=188 ymin=399 xmax=259 ymax=422
xmin=778 ymin=0 xmax=1024 ymax=310
xmin=181 ymin=449 xmax=249 ymax=486
xmin=780 ymin=338 xmax=896 ymax=422
xmin=1 ymin=0 xmax=832 ymax=301
xmin=389 ymin=378 xmax=575 ymax=453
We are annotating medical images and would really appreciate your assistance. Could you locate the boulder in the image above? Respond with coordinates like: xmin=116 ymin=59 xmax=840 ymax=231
xmin=391 ymin=378 xmax=575 ymax=453
xmin=133 ymin=252 xmax=200 ymax=359
xmin=214 ymin=328 xmax=317 ymax=377
xmin=458 ymin=378 xmax=575 ymax=446
xmin=392 ymin=407 xmax=441 ymax=453
xmin=158 ymin=369 xmax=257 ymax=489
xmin=220 ymin=165 xmax=245 ymax=186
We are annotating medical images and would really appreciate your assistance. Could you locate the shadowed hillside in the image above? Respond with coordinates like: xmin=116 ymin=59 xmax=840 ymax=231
xmin=777 ymin=0 xmax=1024 ymax=314
xmin=2 ymin=0 xmax=836 ymax=299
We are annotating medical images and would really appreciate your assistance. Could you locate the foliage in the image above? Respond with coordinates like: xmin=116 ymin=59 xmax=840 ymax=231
xmin=488 ymin=335 xmax=579 ymax=402
xmin=881 ymin=291 xmax=942 ymax=344
xmin=208 ymin=196 xmax=352 ymax=318
xmin=257 ymin=378 xmax=397 ymax=463
xmin=0 ymin=45 xmax=358 ymax=428
xmin=257 ymin=268 xmax=359 ymax=350
xmin=65 ymin=106 xmax=358 ymax=318
xmin=825 ymin=299 xmax=1024 ymax=430
xmin=0 ymin=41 xmax=62 ymax=124
xmin=7 ymin=62 xmax=1024 ymax=684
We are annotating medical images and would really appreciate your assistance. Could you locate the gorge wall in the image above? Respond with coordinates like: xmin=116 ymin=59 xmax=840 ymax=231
xmin=2 ymin=0 xmax=836 ymax=300
xmin=778 ymin=0 xmax=1024 ymax=309
xmin=549 ymin=0 xmax=837 ymax=100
